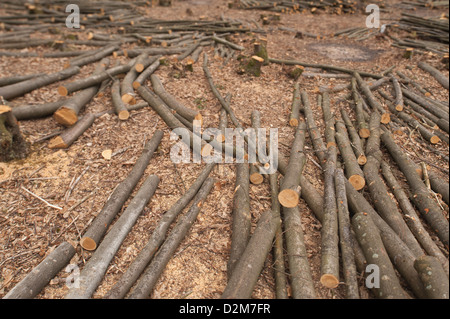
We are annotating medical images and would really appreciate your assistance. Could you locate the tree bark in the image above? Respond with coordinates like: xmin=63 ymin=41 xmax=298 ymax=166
xmin=414 ymin=256 xmax=449 ymax=299
xmin=127 ymin=177 xmax=215 ymax=299
xmin=352 ymin=212 xmax=408 ymax=299
xmin=0 ymin=66 xmax=80 ymax=100
xmin=339 ymin=108 xmax=366 ymax=165
xmin=0 ymin=73 xmax=44 ymax=87
xmin=65 ymin=175 xmax=160 ymax=299
xmin=228 ymin=162 xmax=251 ymax=277
xmin=335 ymin=168 xmax=359 ymax=299
xmin=11 ymin=100 xmax=66 ymax=120
xmin=3 ymin=241 xmax=75 ymax=299
xmin=79 ymin=130 xmax=164 ymax=251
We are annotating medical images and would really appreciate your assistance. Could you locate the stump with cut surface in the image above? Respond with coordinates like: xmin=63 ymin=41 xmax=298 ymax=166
xmin=0 ymin=105 xmax=29 ymax=162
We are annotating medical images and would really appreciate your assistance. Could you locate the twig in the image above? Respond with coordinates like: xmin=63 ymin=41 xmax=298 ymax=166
xmin=20 ymin=186 xmax=63 ymax=210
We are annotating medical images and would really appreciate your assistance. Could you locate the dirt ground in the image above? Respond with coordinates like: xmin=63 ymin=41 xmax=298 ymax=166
xmin=0 ymin=0 xmax=448 ymax=299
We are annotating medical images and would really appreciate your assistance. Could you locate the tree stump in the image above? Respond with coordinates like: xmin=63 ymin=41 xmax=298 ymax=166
xmin=0 ymin=105 xmax=29 ymax=162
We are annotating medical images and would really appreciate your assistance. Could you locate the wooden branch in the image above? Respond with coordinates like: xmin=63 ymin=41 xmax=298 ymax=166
xmin=65 ymin=175 xmax=160 ymax=299
xmin=132 ymin=57 xmax=161 ymax=90
xmin=289 ymin=82 xmax=301 ymax=127
xmin=127 ymin=177 xmax=215 ymax=299
xmin=339 ymin=109 xmax=366 ymax=165
xmin=228 ymin=162 xmax=251 ymax=277
xmin=0 ymin=73 xmax=45 ymax=87
xmin=79 ymin=130 xmax=164 ymax=251
xmin=3 ymin=242 xmax=75 ymax=299
xmin=335 ymin=168 xmax=359 ymax=299
xmin=111 ymin=79 xmax=130 ymax=120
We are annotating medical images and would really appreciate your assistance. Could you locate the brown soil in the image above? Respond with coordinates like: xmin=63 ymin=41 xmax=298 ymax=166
xmin=0 ymin=0 xmax=448 ymax=299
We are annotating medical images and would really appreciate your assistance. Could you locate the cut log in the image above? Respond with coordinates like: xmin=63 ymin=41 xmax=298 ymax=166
xmin=79 ymin=130 xmax=163 ymax=251
xmin=65 ymin=175 xmax=159 ymax=299
xmin=11 ymin=100 xmax=65 ymax=121
xmin=354 ymin=72 xmax=391 ymax=124
xmin=0 ymin=105 xmax=29 ymax=162
xmin=269 ymin=172 xmax=288 ymax=299
xmin=48 ymin=113 xmax=96 ymax=149
xmin=127 ymin=177 xmax=215 ymax=299
xmin=121 ymin=53 xmax=154 ymax=105
xmin=132 ymin=57 xmax=161 ymax=89
xmin=381 ymin=131 xmax=449 ymax=248
xmin=352 ymin=212 xmax=408 ymax=299
xmin=65 ymin=44 xmax=118 ymax=68
xmin=0 ymin=73 xmax=45 ymax=87
xmin=278 ymin=121 xmax=306 ymax=208
xmin=418 ymin=61 xmax=449 ymax=90
xmin=390 ymin=75 xmax=404 ymax=112
xmin=414 ymin=256 xmax=449 ymax=299
xmin=335 ymin=168 xmax=359 ymax=299
xmin=301 ymin=89 xmax=326 ymax=165
xmin=279 ymin=120 xmax=316 ymax=298
xmin=289 ymin=82 xmax=301 ymax=127
xmin=111 ymin=79 xmax=129 ymax=120
xmin=104 ymin=163 xmax=216 ymax=299
xmin=352 ymin=78 xmax=370 ymax=139
xmin=335 ymin=119 xmax=365 ymax=190
xmin=150 ymin=74 xmax=201 ymax=123
xmin=58 ymin=58 xmax=136 ymax=96
xmin=3 ymin=242 xmax=75 ymax=299
xmin=53 ymin=59 xmax=109 ymax=126
xmin=221 ymin=209 xmax=281 ymax=299
xmin=340 ymin=109 xmax=366 ymax=165
xmin=0 ymin=66 xmax=80 ymax=100
xmin=228 ymin=162 xmax=251 ymax=277
xmin=253 ymin=37 xmax=269 ymax=65
xmin=239 ymin=55 xmax=265 ymax=77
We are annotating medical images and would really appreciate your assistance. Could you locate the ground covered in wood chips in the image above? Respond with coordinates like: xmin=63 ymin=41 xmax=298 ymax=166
xmin=0 ymin=0 xmax=449 ymax=299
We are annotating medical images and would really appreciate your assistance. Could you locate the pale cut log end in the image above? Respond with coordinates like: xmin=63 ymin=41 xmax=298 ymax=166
xmin=395 ymin=104 xmax=404 ymax=112
xmin=320 ymin=274 xmax=339 ymax=289
xmin=289 ymin=118 xmax=299 ymax=127
xmin=53 ymin=107 xmax=78 ymax=127
xmin=195 ymin=113 xmax=203 ymax=126
xmin=132 ymin=81 xmax=141 ymax=90
xmin=80 ymin=237 xmax=97 ymax=251
xmin=250 ymin=172 xmax=264 ymax=185
xmin=121 ymin=94 xmax=136 ymax=105
xmin=201 ymin=144 xmax=213 ymax=157
xmin=357 ymin=155 xmax=367 ymax=166
xmin=58 ymin=86 xmax=69 ymax=96
xmin=430 ymin=136 xmax=441 ymax=144
xmin=359 ymin=128 xmax=370 ymax=139
xmin=381 ymin=113 xmax=391 ymax=124
xmin=278 ymin=188 xmax=300 ymax=208
xmin=48 ymin=136 xmax=68 ymax=149
xmin=135 ymin=63 xmax=145 ymax=73
xmin=0 ymin=105 xmax=12 ymax=114
xmin=216 ymin=134 xmax=225 ymax=143
xmin=118 ymin=110 xmax=130 ymax=121
xmin=349 ymin=175 xmax=366 ymax=191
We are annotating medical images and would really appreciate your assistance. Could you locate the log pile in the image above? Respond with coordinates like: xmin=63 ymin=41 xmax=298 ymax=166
xmin=1 ymin=0 xmax=449 ymax=301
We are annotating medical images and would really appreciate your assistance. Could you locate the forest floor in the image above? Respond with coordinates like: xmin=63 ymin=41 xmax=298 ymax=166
xmin=0 ymin=0 xmax=448 ymax=299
